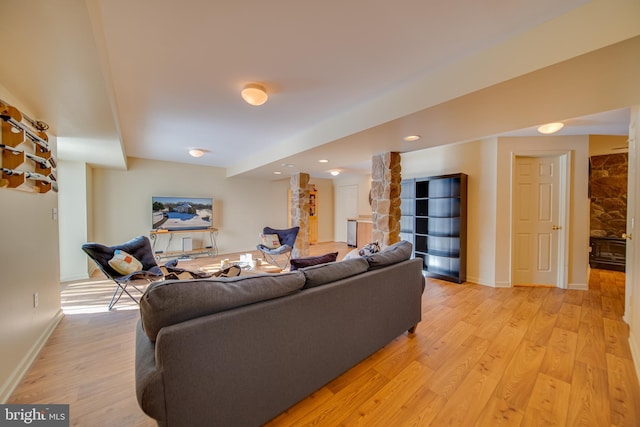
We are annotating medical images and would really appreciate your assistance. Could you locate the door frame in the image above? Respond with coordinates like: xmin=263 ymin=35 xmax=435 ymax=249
xmin=510 ymin=150 xmax=572 ymax=288
xmin=624 ymin=107 xmax=638 ymax=324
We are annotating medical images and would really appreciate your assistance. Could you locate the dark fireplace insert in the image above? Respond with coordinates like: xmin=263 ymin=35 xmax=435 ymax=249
xmin=589 ymin=236 xmax=626 ymax=272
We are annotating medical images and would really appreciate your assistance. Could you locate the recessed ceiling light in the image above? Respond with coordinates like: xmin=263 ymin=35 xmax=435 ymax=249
xmin=189 ymin=149 xmax=205 ymax=158
xmin=537 ymin=122 xmax=564 ymax=134
xmin=330 ymin=170 xmax=340 ymax=176
xmin=280 ymin=163 xmax=295 ymax=168
xmin=273 ymin=171 xmax=282 ymax=175
xmin=318 ymin=159 xmax=329 ymax=163
xmin=403 ymin=135 xmax=421 ymax=141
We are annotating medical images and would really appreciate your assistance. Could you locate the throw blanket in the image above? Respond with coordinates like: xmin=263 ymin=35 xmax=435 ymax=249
xmin=160 ymin=259 xmax=240 ymax=280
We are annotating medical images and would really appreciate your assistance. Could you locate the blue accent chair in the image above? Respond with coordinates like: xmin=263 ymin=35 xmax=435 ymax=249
xmin=256 ymin=226 xmax=300 ymax=270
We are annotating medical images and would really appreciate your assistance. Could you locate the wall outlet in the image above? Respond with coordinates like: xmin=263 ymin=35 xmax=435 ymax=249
xmin=33 ymin=292 xmax=39 ymax=308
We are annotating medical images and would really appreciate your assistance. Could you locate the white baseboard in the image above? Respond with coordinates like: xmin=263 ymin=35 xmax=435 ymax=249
xmin=0 ymin=309 xmax=64 ymax=403
xmin=494 ymin=281 xmax=512 ymax=288
xmin=465 ymin=275 xmax=497 ymax=288
xmin=568 ymin=282 xmax=588 ymax=290
xmin=60 ymin=273 xmax=90 ymax=283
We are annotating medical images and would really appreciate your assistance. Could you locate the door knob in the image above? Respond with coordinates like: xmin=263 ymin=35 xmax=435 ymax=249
xmin=622 ymin=233 xmax=633 ymax=240
xmin=552 ymin=225 xmax=561 ymax=230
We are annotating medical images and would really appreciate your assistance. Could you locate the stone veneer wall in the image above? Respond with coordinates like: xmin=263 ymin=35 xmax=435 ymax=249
xmin=370 ymin=152 xmax=401 ymax=247
xmin=290 ymin=173 xmax=310 ymax=257
xmin=590 ymin=153 xmax=628 ymax=237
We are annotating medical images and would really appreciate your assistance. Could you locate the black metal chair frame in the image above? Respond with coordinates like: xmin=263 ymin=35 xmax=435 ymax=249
xmin=257 ymin=226 xmax=300 ymax=270
xmin=82 ymin=236 xmax=163 ymax=310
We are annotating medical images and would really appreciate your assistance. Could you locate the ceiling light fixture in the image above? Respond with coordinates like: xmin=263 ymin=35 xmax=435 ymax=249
xmin=273 ymin=171 xmax=282 ymax=175
xmin=537 ymin=122 xmax=564 ymax=134
xmin=189 ymin=149 xmax=205 ymax=158
xmin=330 ymin=170 xmax=340 ymax=176
xmin=403 ymin=135 xmax=421 ymax=141
xmin=241 ymin=83 xmax=268 ymax=106
xmin=318 ymin=159 xmax=329 ymax=163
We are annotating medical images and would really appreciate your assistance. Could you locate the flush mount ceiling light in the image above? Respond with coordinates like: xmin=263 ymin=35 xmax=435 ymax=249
xmin=330 ymin=170 xmax=340 ymax=176
xmin=403 ymin=135 xmax=421 ymax=141
xmin=241 ymin=83 xmax=268 ymax=106
xmin=189 ymin=149 xmax=205 ymax=158
xmin=318 ymin=159 xmax=329 ymax=163
xmin=537 ymin=122 xmax=564 ymax=134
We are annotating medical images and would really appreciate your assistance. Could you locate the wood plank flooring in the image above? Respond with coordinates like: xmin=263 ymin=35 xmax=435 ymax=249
xmin=8 ymin=243 xmax=640 ymax=426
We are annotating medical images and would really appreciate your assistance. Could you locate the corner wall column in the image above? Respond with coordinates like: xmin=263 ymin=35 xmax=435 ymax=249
xmin=290 ymin=173 xmax=310 ymax=257
xmin=371 ymin=152 xmax=401 ymax=247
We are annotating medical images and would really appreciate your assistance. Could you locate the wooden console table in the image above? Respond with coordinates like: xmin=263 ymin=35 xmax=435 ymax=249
xmin=149 ymin=228 xmax=218 ymax=260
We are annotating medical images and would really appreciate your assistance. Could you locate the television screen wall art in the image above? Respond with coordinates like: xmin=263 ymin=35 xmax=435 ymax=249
xmin=152 ymin=196 xmax=213 ymax=230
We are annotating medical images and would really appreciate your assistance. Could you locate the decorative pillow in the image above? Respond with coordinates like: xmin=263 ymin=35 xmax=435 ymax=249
xmin=364 ymin=240 xmax=413 ymax=270
xmin=290 ymin=252 xmax=338 ymax=271
xmin=259 ymin=233 xmax=281 ymax=249
xmin=342 ymin=248 xmax=361 ymax=260
xmin=359 ymin=241 xmax=381 ymax=256
xmin=108 ymin=249 xmax=143 ymax=275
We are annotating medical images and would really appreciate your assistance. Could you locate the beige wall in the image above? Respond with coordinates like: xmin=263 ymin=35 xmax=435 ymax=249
xmin=401 ymin=139 xmax=498 ymax=286
xmin=589 ymin=135 xmax=630 ymax=156
xmin=58 ymin=159 xmax=91 ymax=281
xmin=91 ymin=158 xmax=334 ymax=257
xmin=0 ymin=85 xmax=62 ymax=402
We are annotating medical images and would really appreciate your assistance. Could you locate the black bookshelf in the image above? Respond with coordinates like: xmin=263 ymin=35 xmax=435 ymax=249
xmin=412 ymin=173 xmax=467 ymax=283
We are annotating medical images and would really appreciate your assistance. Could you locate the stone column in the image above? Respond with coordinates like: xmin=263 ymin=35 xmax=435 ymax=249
xmin=371 ymin=152 xmax=401 ymax=247
xmin=290 ymin=173 xmax=310 ymax=257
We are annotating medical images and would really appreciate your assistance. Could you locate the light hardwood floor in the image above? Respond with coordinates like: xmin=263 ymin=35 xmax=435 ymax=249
xmin=9 ymin=242 xmax=640 ymax=426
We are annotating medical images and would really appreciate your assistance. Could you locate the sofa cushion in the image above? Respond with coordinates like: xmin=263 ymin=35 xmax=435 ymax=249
xmin=364 ymin=240 xmax=413 ymax=270
xmin=290 ymin=252 xmax=338 ymax=271
xmin=140 ymin=272 xmax=305 ymax=341
xmin=300 ymin=257 xmax=369 ymax=289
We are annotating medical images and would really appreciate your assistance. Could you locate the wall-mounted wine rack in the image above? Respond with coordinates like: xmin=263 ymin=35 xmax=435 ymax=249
xmin=0 ymin=101 xmax=57 ymax=193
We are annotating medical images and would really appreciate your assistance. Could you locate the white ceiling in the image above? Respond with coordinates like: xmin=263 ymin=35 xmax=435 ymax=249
xmin=0 ymin=0 xmax=635 ymax=180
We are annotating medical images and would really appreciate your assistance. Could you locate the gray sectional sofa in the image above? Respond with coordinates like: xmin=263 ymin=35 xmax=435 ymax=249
xmin=135 ymin=240 xmax=424 ymax=427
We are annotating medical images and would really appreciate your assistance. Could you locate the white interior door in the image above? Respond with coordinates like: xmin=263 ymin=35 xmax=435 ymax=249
xmin=334 ymin=185 xmax=358 ymax=243
xmin=512 ymin=155 xmax=561 ymax=285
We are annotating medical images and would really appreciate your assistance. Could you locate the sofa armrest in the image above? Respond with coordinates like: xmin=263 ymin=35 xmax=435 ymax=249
xmin=135 ymin=320 xmax=166 ymax=426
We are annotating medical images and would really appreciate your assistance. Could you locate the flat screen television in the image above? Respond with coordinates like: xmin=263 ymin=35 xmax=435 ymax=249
xmin=152 ymin=196 xmax=213 ymax=231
